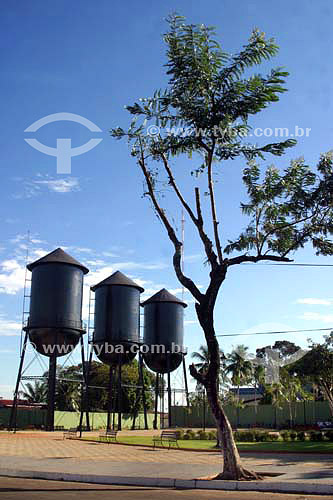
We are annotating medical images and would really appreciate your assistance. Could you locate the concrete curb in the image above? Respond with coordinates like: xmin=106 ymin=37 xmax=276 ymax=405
xmin=1 ymin=469 xmax=333 ymax=495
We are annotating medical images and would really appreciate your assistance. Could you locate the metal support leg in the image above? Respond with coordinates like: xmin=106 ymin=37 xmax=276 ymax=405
xmin=139 ymin=352 xmax=148 ymax=429
xmin=79 ymin=334 xmax=90 ymax=435
xmin=153 ymin=373 xmax=159 ymax=430
xmin=167 ymin=371 xmax=172 ymax=428
xmin=161 ymin=374 xmax=165 ymax=429
xmin=9 ymin=330 xmax=29 ymax=432
xmin=117 ymin=357 xmax=122 ymax=431
xmin=47 ymin=355 xmax=57 ymax=431
xmin=182 ymin=355 xmax=190 ymax=407
xmin=107 ymin=366 xmax=113 ymax=431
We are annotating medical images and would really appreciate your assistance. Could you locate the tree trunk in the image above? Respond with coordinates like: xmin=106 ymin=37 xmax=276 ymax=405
xmin=191 ymin=295 xmax=261 ymax=481
xmin=205 ymin=377 xmax=261 ymax=480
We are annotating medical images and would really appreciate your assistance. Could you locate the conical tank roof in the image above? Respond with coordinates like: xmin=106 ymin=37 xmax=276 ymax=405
xmin=27 ymin=247 xmax=89 ymax=274
xmin=91 ymin=270 xmax=144 ymax=292
xmin=141 ymin=288 xmax=187 ymax=307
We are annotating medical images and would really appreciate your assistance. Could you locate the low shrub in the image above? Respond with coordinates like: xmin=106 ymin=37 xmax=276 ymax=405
xmin=268 ymin=433 xmax=280 ymax=441
xmin=184 ymin=429 xmax=196 ymax=440
xmin=176 ymin=429 xmax=185 ymax=440
xmin=197 ymin=430 xmax=208 ymax=440
xmin=297 ymin=431 xmax=307 ymax=441
xmin=325 ymin=430 xmax=333 ymax=442
xmin=280 ymin=431 xmax=291 ymax=441
xmin=289 ymin=431 xmax=297 ymax=441
xmin=234 ymin=430 xmax=256 ymax=442
xmin=208 ymin=430 xmax=217 ymax=441
xmin=309 ymin=431 xmax=324 ymax=441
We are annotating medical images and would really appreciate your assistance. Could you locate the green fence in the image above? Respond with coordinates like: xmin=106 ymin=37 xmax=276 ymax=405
xmin=171 ymin=401 xmax=331 ymax=429
xmin=0 ymin=409 xmax=158 ymax=430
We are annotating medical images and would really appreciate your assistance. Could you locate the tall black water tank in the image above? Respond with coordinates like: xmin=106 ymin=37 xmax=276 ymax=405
xmin=142 ymin=289 xmax=187 ymax=374
xmin=26 ymin=248 xmax=89 ymax=357
xmin=91 ymin=271 xmax=144 ymax=365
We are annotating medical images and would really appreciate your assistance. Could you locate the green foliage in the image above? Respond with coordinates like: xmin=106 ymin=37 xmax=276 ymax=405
xmin=289 ymin=431 xmax=297 ymax=441
xmin=291 ymin=333 xmax=333 ymax=417
xmin=309 ymin=431 xmax=324 ymax=442
xmin=226 ymin=345 xmax=253 ymax=388
xmin=208 ymin=430 xmax=217 ymax=440
xmin=197 ymin=430 xmax=209 ymax=440
xmin=184 ymin=429 xmax=196 ymax=440
xmin=280 ymin=430 xmax=291 ymax=441
xmin=225 ymin=153 xmax=333 ymax=258
xmin=86 ymin=360 xmax=155 ymax=413
xmin=297 ymin=431 xmax=307 ymax=441
xmin=325 ymin=430 xmax=333 ymax=442
xmin=111 ymin=14 xmax=296 ymax=164
xmin=234 ymin=430 xmax=256 ymax=442
xmin=19 ymin=381 xmax=47 ymax=404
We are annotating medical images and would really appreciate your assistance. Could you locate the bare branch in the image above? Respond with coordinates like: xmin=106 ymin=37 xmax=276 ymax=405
xmin=227 ymin=254 xmax=292 ymax=266
xmin=189 ymin=363 xmax=206 ymax=386
xmin=206 ymin=149 xmax=223 ymax=264
xmin=137 ymin=152 xmax=203 ymax=303
xmin=160 ymin=153 xmax=219 ymax=269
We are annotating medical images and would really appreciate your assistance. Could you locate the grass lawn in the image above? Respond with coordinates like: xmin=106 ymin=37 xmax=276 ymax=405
xmin=83 ymin=435 xmax=333 ymax=453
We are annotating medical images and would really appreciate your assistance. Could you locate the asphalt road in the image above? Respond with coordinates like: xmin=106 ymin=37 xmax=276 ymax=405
xmin=0 ymin=478 xmax=330 ymax=500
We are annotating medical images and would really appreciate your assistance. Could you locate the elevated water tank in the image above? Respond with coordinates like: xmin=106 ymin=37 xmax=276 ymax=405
xmin=26 ymin=248 xmax=89 ymax=357
xmin=142 ymin=289 xmax=187 ymax=373
xmin=91 ymin=271 xmax=144 ymax=365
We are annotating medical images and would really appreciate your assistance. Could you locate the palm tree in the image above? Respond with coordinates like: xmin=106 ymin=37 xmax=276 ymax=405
xmin=264 ymin=382 xmax=285 ymax=428
xmin=192 ymin=345 xmax=227 ymax=391
xmin=252 ymin=364 xmax=265 ymax=410
xmin=226 ymin=345 xmax=253 ymax=427
xmin=191 ymin=345 xmax=210 ymax=375
xmin=20 ymin=381 xmax=47 ymax=403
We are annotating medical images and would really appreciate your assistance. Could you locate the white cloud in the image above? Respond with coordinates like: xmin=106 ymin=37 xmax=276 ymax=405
xmin=102 ymin=252 xmax=119 ymax=258
xmin=34 ymin=178 xmax=80 ymax=193
xmin=12 ymin=176 xmax=80 ymax=198
xmin=0 ymin=259 xmax=25 ymax=294
xmin=296 ymin=298 xmax=333 ymax=306
xmin=299 ymin=312 xmax=333 ymax=323
xmin=185 ymin=320 xmax=198 ymax=325
xmin=0 ymin=314 xmax=21 ymax=336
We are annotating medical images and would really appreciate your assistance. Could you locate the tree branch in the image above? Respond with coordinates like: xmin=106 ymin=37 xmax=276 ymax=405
xmin=160 ymin=153 xmax=219 ymax=269
xmin=138 ymin=151 xmax=203 ymax=303
xmin=189 ymin=363 xmax=206 ymax=386
xmin=206 ymin=147 xmax=223 ymax=264
xmin=227 ymin=254 xmax=292 ymax=266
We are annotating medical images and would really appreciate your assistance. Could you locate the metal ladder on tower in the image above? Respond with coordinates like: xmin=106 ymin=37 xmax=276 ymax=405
xmin=9 ymin=238 xmax=32 ymax=431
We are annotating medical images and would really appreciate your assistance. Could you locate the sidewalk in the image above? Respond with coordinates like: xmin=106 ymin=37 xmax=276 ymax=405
xmin=0 ymin=432 xmax=332 ymax=494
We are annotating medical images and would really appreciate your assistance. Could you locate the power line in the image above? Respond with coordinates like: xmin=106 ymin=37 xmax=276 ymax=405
xmin=240 ymin=263 xmax=333 ymax=267
xmin=217 ymin=327 xmax=333 ymax=338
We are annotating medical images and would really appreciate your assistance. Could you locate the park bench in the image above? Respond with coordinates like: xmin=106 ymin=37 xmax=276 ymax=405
xmin=99 ymin=429 xmax=118 ymax=443
xmin=63 ymin=428 xmax=78 ymax=440
xmin=153 ymin=430 xmax=180 ymax=450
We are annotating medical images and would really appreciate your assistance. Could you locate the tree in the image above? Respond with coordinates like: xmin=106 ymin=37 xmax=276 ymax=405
xmin=226 ymin=345 xmax=253 ymax=426
xmin=256 ymin=340 xmax=301 ymax=360
xmin=19 ymin=381 xmax=47 ymax=404
xmin=292 ymin=333 xmax=333 ymax=418
xmin=110 ymin=14 xmax=333 ymax=480
xmin=86 ymin=360 xmax=155 ymax=413
xmin=192 ymin=345 xmax=227 ymax=391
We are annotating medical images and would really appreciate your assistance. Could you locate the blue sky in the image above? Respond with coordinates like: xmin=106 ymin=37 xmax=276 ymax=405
xmin=1 ymin=0 xmax=333 ymax=398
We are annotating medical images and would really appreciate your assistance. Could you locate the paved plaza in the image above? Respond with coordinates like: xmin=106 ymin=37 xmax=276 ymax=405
xmin=0 ymin=432 xmax=332 ymax=494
